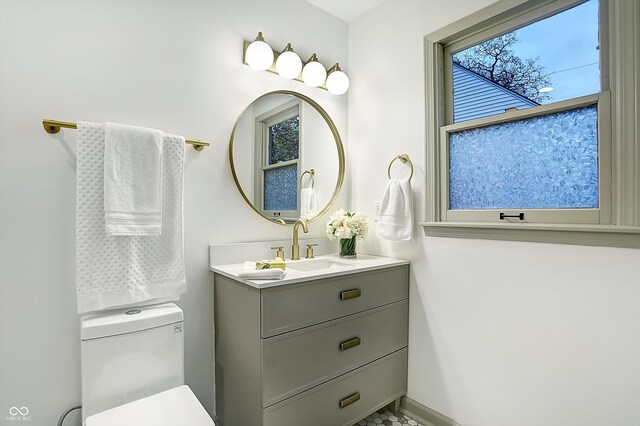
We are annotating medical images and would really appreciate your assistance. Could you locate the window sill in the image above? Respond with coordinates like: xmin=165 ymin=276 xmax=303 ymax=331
xmin=420 ymin=221 xmax=640 ymax=248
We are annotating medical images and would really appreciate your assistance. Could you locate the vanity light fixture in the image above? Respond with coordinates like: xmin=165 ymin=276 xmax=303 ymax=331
xmin=242 ymin=33 xmax=349 ymax=95
xmin=245 ymin=32 xmax=274 ymax=71
xmin=325 ymin=63 xmax=350 ymax=95
xmin=301 ymin=54 xmax=327 ymax=88
xmin=276 ymin=43 xmax=303 ymax=80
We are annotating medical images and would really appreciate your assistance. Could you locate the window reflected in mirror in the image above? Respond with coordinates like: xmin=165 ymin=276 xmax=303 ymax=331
xmin=259 ymin=102 xmax=300 ymax=218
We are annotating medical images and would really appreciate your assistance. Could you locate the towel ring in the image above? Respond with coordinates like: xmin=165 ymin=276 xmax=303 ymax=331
xmin=300 ymin=169 xmax=315 ymax=189
xmin=388 ymin=154 xmax=413 ymax=181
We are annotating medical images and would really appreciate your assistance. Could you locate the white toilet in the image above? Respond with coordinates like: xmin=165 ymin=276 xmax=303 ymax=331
xmin=80 ymin=303 xmax=214 ymax=425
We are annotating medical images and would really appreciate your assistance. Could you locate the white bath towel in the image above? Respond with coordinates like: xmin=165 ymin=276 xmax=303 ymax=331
xmin=237 ymin=262 xmax=287 ymax=280
xmin=300 ymin=188 xmax=318 ymax=219
xmin=377 ymin=179 xmax=413 ymax=241
xmin=104 ymin=122 xmax=164 ymax=235
xmin=76 ymin=122 xmax=186 ymax=313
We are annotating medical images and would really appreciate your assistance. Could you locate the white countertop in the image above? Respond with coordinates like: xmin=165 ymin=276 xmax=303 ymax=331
xmin=210 ymin=254 xmax=410 ymax=289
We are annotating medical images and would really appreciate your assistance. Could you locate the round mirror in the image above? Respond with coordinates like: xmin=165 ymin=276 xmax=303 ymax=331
xmin=229 ymin=91 xmax=345 ymax=225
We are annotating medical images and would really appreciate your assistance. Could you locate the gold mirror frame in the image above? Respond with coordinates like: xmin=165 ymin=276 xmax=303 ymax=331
xmin=229 ymin=90 xmax=345 ymax=226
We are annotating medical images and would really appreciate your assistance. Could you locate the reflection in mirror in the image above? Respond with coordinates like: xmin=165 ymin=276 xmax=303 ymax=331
xmin=230 ymin=91 xmax=344 ymax=225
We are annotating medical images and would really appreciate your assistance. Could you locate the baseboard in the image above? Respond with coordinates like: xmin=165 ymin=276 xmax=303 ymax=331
xmin=400 ymin=396 xmax=463 ymax=426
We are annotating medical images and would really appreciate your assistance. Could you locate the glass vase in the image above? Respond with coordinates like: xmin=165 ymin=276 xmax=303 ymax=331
xmin=339 ymin=236 xmax=357 ymax=258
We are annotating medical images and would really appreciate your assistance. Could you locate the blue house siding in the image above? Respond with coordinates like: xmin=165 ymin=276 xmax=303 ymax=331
xmin=453 ymin=63 xmax=539 ymax=123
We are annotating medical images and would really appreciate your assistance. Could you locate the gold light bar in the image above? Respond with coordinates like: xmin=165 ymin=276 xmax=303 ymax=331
xmin=242 ymin=40 xmax=328 ymax=91
xmin=42 ymin=119 xmax=210 ymax=151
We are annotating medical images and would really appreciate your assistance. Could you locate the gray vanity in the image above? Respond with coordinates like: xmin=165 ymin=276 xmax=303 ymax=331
xmin=211 ymin=255 xmax=409 ymax=426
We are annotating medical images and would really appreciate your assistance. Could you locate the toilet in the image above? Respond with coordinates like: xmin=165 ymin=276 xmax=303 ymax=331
xmin=80 ymin=303 xmax=214 ymax=425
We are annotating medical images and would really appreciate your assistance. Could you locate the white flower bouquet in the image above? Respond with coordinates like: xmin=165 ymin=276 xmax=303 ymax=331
xmin=326 ymin=209 xmax=369 ymax=257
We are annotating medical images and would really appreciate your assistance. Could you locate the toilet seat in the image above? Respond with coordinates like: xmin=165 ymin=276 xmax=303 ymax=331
xmin=86 ymin=385 xmax=214 ymax=426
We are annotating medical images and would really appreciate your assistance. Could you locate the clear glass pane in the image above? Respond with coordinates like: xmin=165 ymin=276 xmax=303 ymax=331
xmin=449 ymin=105 xmax=598 ymax=210
xmin=452 ymin=0 xmax=599 ymax=123
xmin=269 ymin=115 xmax=299 ymax=164
xmin=264 ymin=164 xmax=297 ymax=211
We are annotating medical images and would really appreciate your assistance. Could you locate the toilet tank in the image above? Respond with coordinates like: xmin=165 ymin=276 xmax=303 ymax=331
xmin=80 ymin=303 xmax=185 ymax=422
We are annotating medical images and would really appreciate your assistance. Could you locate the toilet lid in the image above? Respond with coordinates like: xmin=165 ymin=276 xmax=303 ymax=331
xmin=86 ymin=385 xmax=214 ymax=426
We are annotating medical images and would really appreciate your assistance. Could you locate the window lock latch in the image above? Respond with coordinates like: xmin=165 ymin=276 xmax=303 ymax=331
xmin=500 ymin=212 xmax=525 ymax=220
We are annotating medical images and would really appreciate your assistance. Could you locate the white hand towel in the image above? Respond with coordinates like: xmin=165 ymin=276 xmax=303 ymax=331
xmin=76 ymin=122 xmax=186 ymax=313
xmin=377 ymin=179 xmax=414 ymax=241
xmin=300 ymin=187 xmax=318 ymax=219
xmin=237 ymin=262 xmax=287 ymax=280
xmin=104 ymin=122 xmax=164 ymax=236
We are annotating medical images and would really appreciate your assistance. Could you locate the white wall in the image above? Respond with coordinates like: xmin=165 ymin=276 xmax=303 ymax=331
xmin=0 ymin=1 xmax=348 ymax=424
xmin=349 ymin=1 xmax=640 ymax=426
xmin=301 ymin=101 xmax=340 ymax=215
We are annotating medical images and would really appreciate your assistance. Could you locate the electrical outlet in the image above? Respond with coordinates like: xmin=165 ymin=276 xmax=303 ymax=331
xmin=374 ymin=201 xmax=382 ymax=221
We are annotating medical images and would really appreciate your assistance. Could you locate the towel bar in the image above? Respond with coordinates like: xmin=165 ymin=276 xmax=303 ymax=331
xmin=387 ymin=154 xmax=413 ymax=181
xmin=42 ymin=119 xmax=210 ymax=151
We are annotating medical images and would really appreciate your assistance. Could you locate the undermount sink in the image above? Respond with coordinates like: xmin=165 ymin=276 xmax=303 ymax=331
xmin=287 ymin=258 xmax=351 ymax=272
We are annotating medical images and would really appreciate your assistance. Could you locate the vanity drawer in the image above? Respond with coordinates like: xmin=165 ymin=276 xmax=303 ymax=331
xmin=262 ymin=300 xmax=408 ymax=406
xmin=263 ymin=348 xmax=407 ymax=426
xmin=261 ymin=265 xmax=409 ymax=337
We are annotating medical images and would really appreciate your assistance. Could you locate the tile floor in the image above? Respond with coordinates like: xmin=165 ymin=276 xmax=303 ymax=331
xmin=354 ymin=408 xmax=426 ymax=426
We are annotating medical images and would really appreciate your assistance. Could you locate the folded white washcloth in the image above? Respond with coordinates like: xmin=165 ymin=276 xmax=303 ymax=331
xmin=377 ymin=179 xmax=413 ymax=241
xmin=104 ymin=122 xmax=164 ymax=236
xmin=300 ymin=187 xmax=318 ymax=219
xmin=237 ymin=261 xmax=287 ymax=280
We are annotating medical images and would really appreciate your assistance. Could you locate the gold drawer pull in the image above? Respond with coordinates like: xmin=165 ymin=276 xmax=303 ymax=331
xmin=339 ymin=392 xmax=360 ymax=409
xmin=340 ymin=289 xmax=361 ymax=300
xmin=340 ymin=337 xmax=361 ymax=351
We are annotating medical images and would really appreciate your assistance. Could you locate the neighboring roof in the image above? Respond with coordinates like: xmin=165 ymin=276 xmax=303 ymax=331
xmin=453 ymin=62 xmax=539 ymax=123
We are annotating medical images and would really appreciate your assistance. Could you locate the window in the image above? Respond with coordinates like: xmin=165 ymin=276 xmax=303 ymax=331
xmin=444 ymin=0 xmax=607 ymax=224
xmin=254 ymin=101 xmax=301 ymax=220
xmin=424 ymin=0 xmax=640 ymax=247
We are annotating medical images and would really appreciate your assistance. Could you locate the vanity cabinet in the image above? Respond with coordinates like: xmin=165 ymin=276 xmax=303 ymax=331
xmin=213 ymin=264 xmax=409 ymax=426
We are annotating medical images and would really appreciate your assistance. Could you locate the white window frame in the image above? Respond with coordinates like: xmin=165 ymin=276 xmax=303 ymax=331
xmin=254 ymin=100 xmax=301 ymax=221
xmin=422 ymin=0 xmax=640 ymax=248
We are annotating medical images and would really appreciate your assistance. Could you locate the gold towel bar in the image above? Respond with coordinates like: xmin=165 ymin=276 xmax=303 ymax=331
xmin=388 ymin=154 xmax=413 ymax=181
xmin=300 ymin=169 xmax=315 ymax=189
xmin=42 ymin=119 xmax=210 ymax=151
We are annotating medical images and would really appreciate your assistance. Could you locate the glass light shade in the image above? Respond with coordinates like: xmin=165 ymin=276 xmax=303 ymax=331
xmin=326 ymin=69 xmax=350 ymax=95
xmin=246 ymin=40 xmax=274 ymax=71
xmin=301 ymin=61 xmax=327 ymax=87
xmin=276 ymin=51 xmax=303 ymax=79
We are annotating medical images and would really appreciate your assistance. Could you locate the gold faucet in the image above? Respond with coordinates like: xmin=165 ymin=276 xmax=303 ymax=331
xmin=291 ymin=219 xmax=309 ymax=260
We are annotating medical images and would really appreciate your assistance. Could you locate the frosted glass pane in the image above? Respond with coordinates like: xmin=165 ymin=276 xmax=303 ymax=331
xmin=449 ymin=105 xmax=598 ymax=210
xmin=264 ymin=165 xmax=297 ymax=211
